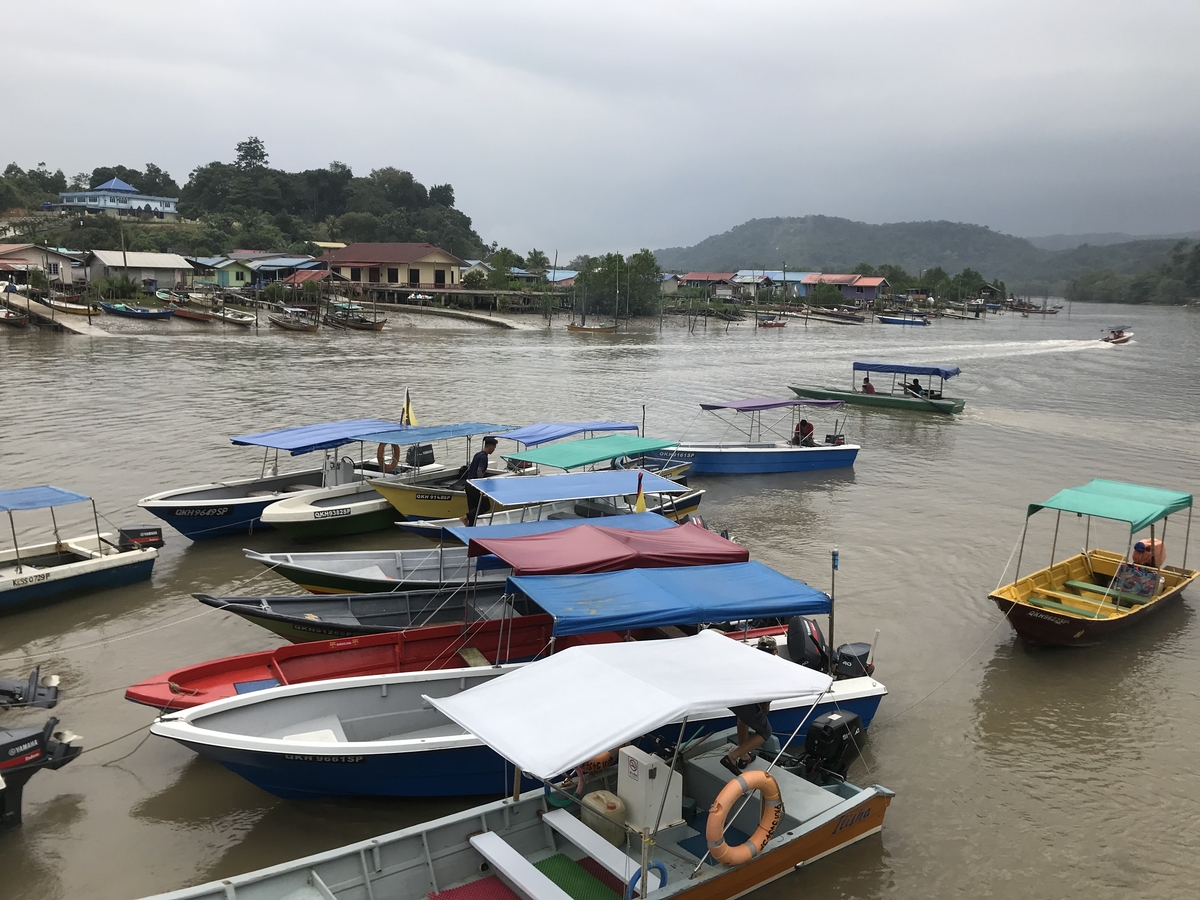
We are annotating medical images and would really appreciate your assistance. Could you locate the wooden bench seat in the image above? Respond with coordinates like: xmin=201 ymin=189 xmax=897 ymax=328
xmin=469 ymin=832 xmax=573 ymax=900
xmin=543 ymin=808 xmax=661 ymax=891
xmin=1032 ymin=588 xmax=1123 ymax=614
xmin=1025 ymin=595 xmax=1110 ymax=619
xmin=1063 ymin=580 xmax=1155 ymax=606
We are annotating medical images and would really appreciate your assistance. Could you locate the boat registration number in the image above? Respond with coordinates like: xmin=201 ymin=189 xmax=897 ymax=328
xmin=414 ymin=494 xmax=450 ymax=501
xmin=314 ymin=507 xmax=351 ymax=519
xmin=172 ymin=507 xmax=232 ymax=517
xmin=669 ymin=452 xmax=695 ymax=458
xmin=11 ymin=572 xmax=52 ymax=587
xmin=283 ymin=754 xmax=365 ymax=763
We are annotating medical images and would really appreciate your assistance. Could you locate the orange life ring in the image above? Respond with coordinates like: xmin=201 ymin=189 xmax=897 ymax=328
xmin=705 ymin=770 xmax=783 ymax=865
xmin=377 ymin=443 xmax=402 ymax=473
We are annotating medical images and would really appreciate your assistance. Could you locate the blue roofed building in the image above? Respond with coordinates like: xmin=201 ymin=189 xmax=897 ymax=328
xmin=734 ymin=270 xmax=815 ymax=299
xmin=58 ymin=177 xmax=179 ymax=221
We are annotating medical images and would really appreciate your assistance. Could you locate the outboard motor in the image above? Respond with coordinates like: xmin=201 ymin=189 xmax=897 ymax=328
xmin=0 ymin=716 xmax=83 ymax=832
xmin=796 ymin=710 xmax=865 ymax=781
xmin=787 ymin=616 xmax=830 ymax=673
xmin=406 ymin=443 xmax=436 ymax=468
xmin=117 ymin=526 xmax=165 ymax=551
xmin=833 ymin=641 xmax=874 ymax=679
xmin=0 ymin=667 xmax=62 ymax=711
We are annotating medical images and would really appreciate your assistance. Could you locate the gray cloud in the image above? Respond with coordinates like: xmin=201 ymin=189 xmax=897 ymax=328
xmin=8 ymin=0 xmax=1199 ymax=255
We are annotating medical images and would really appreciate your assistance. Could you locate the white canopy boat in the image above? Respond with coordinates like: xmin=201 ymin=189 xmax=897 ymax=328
xmin=142 ymin=631 xmax=893 ymax=899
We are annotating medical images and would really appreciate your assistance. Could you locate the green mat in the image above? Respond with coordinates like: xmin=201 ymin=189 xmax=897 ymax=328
xmin=535 ymin=854 xmax=621 ymax=900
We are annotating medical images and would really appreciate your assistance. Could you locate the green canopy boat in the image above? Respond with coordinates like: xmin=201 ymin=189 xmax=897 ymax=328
xmin=790 ymin=361 xmax=965 ymax=414
xmin=503 ymin=434 xmax=679 ymax=471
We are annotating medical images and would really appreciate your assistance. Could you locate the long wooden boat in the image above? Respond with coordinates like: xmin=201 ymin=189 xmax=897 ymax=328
xmin=325 ymin=305 xmax=387 ymax=331
xmin=136 ymin=418 xmax=403 ymax=540
xmin=989 ymin=479 xmax=1196 ymax=646
xmin=1 ymin=486 xmax=161 ymax=615
xmin=0 ymin=307 xmax=29 ymax=327
xmin=166 ymin=303 xmax=213 ymax=322
xmin=211 ymin=306 xmax=256 ymax=326
xmin=138 ymin=633 xmax=892 ymax=898
xmin=566 ymin=322 xmax=618 ymax=334
xmin=37 ymin=297 xmax=101 ymax=315
xmin=790 ymin=361 xmax=965 ymax=414
xmin=268 ymin=309 xmax=319 ymax=332
xmin=804 ymin=307 xmax=866 ymax=324
xmin=98 ymin=301 xmax=175 ymax=320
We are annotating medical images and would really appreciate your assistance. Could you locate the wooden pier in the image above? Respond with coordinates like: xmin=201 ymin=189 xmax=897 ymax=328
xmin=2 ymin=294 xmax=113 ymax=336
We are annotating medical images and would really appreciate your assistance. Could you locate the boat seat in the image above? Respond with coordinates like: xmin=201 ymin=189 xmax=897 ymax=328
xmin=1032 ymin=588 xmax=1123 ymax=614
xmin=543 ymin=809 xmax=660 ymax=891
xmin=345 ymin=565 xmax=394 ymax=581
xmin=469 ymin=832 xmax=574 ymax=900
xmin=1025 ymin=596 xmax=1110 ymax=619
xmin=1063 ymin=580 xmax=1154 ymax=606
xmin=273 ymin=715 xmax=348 ymax=742
xmin=458 ymin=647 xmax=490 ymax=667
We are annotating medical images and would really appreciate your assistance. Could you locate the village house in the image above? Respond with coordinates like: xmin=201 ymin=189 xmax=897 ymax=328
xmin=58 ymin=178 xmax=180 ymax=221
xmin=86 ymin=250 xmax=192 ymax=291
xmin=660 ymin=273 xmax=679 ymax=294
xmin=323 ymin=243 xmax=466 ymax=289
xmin=0 ymin=244 xmax=78 ymax=285
xmin=801 ymin=273 xmax=889 ymax=301
xmin=734 ymin=270 xmax=814 ymax=299
xmin=680 ymin=272 xmax=737 ymax=297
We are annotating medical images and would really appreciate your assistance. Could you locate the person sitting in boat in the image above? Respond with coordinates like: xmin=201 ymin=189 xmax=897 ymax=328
xmin=861 ymin=375 xmax=876 ymax=395
xmin=793 ymin=419 xmax=816 ymax=447
xmin=905 ymin=377 xmax=923 ymax=397
xmin=461 ymin=437 xmax=498 ymax=526
xmin=722 ymin=638 xmax=777 ymax=775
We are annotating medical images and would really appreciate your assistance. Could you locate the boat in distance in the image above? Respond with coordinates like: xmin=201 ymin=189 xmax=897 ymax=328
xmin=790 ymin=361 xmax=966 ymax=414
xmin=98 ymin=301 xmax=175 ymax=319
xmin=36 ymin=296 xmax=102 ymax=315
xmin=138 ymin=633 xmax=892 ymax=900
xmin=989 ymin=479 xmax=1196 ymax=646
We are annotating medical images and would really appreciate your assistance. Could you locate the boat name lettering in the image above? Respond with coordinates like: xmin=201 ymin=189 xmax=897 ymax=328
xmin=831 ymin=808 xmax=871 ymax=834
xmin=314 ymin=508 xmax=351 ymax=520
xmin=12 ymin=572 xmax=52 ymax=586
xmin=1027 ymin=611 xmax=1068 ymax=624
xmin=283 ymin=754 xmax=365 ymax=763
xmin=671 ymin=452 xmax=695 ymax=459
xmin=172 ymin=507 xmax=232 ymax=517
xmin=7 ymin=740 xmax=38 ymax=757
xmin=414 ymin=494 xmax=450 ymax=501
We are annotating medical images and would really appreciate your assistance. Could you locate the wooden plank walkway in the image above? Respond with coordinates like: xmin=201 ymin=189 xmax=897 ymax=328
xmin=3 ymin=294 xmax=114 ymax=336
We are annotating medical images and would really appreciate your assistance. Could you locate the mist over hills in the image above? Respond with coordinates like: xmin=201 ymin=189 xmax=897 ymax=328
xmin=653 ymin=216 xmax=1193 ymax=292
xmin=1026 ymin=231 xmax=1200 ymax=252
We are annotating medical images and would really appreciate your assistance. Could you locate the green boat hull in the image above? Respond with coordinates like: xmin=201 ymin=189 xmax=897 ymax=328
xmin=789 ymin=384 xmax=965 ymax=414
xmin=270 ymin=506 xmax=398 ymax=543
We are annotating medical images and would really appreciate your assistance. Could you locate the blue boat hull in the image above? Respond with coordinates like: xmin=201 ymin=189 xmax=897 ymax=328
xmin=645 ymin=445 xmax=858 ymax=475
xmin=876 ymin=316 xmax=929 ymax=325
xmin=183 ymin=693 xmax=884 ymax=799
xmin=1 ymin=557 xmax=156 ymax=614
xmin=143 ymin=499 xmax=277 ymax=541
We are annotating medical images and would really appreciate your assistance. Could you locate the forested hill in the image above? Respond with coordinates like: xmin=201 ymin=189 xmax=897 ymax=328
xmin=654 ymin=215 xmax=1187 ymax=293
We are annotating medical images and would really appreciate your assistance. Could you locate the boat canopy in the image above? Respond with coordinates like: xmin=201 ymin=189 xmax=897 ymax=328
xmin=467 ymin=522 xmax=748 ymax=574
xmin=428 ymin=629 xmax=833 ymax=780
xmin=353 ymin=423 xmax=511 ymax=445
xmin=509 ymin=561 xmax=828 ymax=636
xmin=0 ymin=486 xmax=90 ymax=511
xmin=231 ymin=419 xmax=405 ymax=456
xmin=469 ymin=469 xmax=687 ymax=504
xmin=699 ymin=398 xmax=845 ymax=412
xmin=1027 ymin=479 xmax=1193 ymax=533
xmin=497 ymin=421 xmax=638 ymax=447
xmin=438 ymin=511 xmax=677 ymax=544
xmin=503 ymin=434 xmax=677 ymax=470
xmin=852 ymin=361 xmax=961 ymax=379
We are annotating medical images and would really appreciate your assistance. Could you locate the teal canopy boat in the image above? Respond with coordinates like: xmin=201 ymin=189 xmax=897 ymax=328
xmin=503 ymin=434 xmax=679 ymax=471
xmin=790 ymin=361 xmax=965 ymax=414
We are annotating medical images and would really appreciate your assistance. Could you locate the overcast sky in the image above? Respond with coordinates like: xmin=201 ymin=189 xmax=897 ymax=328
xmin=9 ymin=0 xmax=1200 ymax=255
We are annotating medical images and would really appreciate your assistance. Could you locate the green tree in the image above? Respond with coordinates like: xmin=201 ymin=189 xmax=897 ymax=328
xmin=524 ymin=249 xmax=550 ymax=274
xmin=429 ymin=184 xmax=454 ymax=207
xmin=808 ymin=280 xmax=843 ymax=307
xmin=487 ymin=248 xmax=524 ymax=288
xmin=235 ymin=136 xmax=269 ymax=170
xmin=851 ymin=262 xmax=877 ymax=276
xmin=463 ymin=269 xmax=486 ymax=289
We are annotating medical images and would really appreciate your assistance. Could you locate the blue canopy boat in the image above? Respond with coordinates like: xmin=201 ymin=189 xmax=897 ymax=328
xmin=497 ymin=420 xmax=639 ymax=447
xmin=644 ymin=398 xmax=859 ymax=474
xmin=150 ymin=561 xmax=886 ymax=798
xmin=791 ymin=361 xmax=966 ymax=413
xmin=137 ymin=418 xmax=404 ymax=540
xmin=97 ymin=301 xmax=175 ymax=320
xmin=1 ymin=486 xmax=162 ymax=614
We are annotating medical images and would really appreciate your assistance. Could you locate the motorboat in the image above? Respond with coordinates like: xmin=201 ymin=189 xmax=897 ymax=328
xmin=267 ymin=307 xmax=319 ymax=332
xmin=98 ymin=301 xmax=175 ymax=320
xmin=791 ymin=361 xmax=966 ymax=414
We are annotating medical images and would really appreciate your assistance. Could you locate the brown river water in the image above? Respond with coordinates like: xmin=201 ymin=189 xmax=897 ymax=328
xmin=1 ymin=304 xmax=1198 ymax=899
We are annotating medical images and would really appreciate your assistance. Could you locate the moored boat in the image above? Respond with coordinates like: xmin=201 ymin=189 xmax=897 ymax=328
xmin=137 ymin=418 xmax=403 ymax=540
xmin=98 ymin=301 xmax=175 ymax=320
xmin=1 ymin=486 xmax=162 ymax=614
xmin=37 ymin=296 xmax=102 ymax=315
xmin=790 ymin=361 xmax=966 ymax=414
xmin=566 ymin=322 xmax=618 ymax=333
xmin=267 ymin=307 xmax=319 ymax=331
xmin=211 ymin=306 xmax=256 ymax=326
xmin=324 ymin=301 xmax=387 ymax=331
xmin=989 ymin=479 xmax=1196 ymax=647
xmin=165 ymin=302 xmax=213 ymax=322
xmin=0 ymin=306 xmax=29 ymax=327
xmin=644 ymin=399 xmax=858 ymax=475
xmin=876 ymin=313 xmax=929 ymax=325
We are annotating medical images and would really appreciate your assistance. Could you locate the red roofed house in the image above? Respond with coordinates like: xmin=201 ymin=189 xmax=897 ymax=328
xmin=680 ymin=272 xmax=737 ymax=297
xmin=801 ymin=273 xmax=889 ymax=301
xmin=322 ymin=243 xmax=467 ymax=289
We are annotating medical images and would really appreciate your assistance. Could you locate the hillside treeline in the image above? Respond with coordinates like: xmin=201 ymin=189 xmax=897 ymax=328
xmin=1065 ymin=241 xmax=1200 ymax=305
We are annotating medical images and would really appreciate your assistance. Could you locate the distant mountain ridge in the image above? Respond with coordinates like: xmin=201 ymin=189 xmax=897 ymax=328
xmin=1026 ymin=231 xmax=1200 ymax=251
xmin=654 ymin=215 xmax=1193 ymax=291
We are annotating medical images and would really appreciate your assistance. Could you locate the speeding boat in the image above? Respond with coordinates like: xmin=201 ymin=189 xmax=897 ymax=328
xmin=790 ymin=361 xmax=966 ymax=414
xmin=643 ymin=399 xmax=858 ymax=474
xmin=1101 ymin=326 xmax=1133 ymax=344
xmin=1 ymin=487 xmax=162 ymax=614
xmin=136 ymin=419 xmax=403 ymax=540
xmin=990 ymin=479 xmax=1197 ymax=646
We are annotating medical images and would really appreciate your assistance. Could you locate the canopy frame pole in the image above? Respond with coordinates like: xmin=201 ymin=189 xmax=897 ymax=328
xmin=91 ymin=500 xmax=103 ymax=557
xmin=1084 ymin=515 xmax=1090 ymax=553
xmin=643 ymin=717 xmax=690 ymax=895
xmin=1014 ymin=518 xmax=1029 ymax=581
xmin=49 ymin=506 xmax=61 ymax=548
xmin=511 ymin=765 xmax=522 ymax=803
xmin=1160 ymin=517 xmax=1168 ymax=565
xmin=1183 ymin=507 xmax=1192 ymax=569
xmin=828 ymin=546 xmax=837 ymax=672
xmin=7 ymin=510 xmax=22 ymax=574
xmin=1049 ymin=510 xmax=1061 ymax=568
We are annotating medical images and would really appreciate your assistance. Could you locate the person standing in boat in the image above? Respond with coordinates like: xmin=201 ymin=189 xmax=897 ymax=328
xmin=461 ymin=436 xmax=499 ymax=526
xmin=722 ymin=637 xmax=778 ymax=774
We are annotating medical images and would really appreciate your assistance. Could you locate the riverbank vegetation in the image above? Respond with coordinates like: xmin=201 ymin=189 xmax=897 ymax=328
xmin=1065 ymin=241 xmax=1200 ymax=305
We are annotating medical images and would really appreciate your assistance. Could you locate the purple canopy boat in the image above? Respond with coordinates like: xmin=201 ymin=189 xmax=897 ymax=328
xmin=644 ymin=398 xmax=860 ymax=474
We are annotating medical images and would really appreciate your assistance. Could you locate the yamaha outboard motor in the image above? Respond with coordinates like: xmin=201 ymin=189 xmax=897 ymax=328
xmin=788 ymin=616 xmax=830 ymax=673
xmin=833 ymin=641 xmax=874 ymax=679
xmin=0 ymin=667 xmax=62 ymax=711
xmin=0 ymin=716 xmax=83 ymax=832
xmin=794 ymin=710 xmax=865 ymax=782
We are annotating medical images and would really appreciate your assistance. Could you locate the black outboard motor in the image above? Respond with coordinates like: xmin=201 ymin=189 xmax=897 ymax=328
xmin=795 ymin=710 xmax=865 ymax=782
xmin=0 ymin=716 xmax=83 ymax=832
xmin=117 ymin=526 xmax=165 ymax=551
xmin=0 ymin=667 xmax=62 ymax=711
xmin=788 ymin=616 xmax=830 ymax=672
xmin=406 ymin=443 xmax=435 ymax=468
xmin=833 ymin=641 xmax=874 ymax=679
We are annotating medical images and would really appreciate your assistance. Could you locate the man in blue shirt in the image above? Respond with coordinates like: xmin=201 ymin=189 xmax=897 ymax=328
xmin=461 ymin=436 xmax=498 ymax=525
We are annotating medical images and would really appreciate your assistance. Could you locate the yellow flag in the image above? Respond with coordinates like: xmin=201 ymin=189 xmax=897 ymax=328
xmin=634 ymin=471 xmax=647 ymax=513
xmin=403 ymin=388 xmax=418 ymax=426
